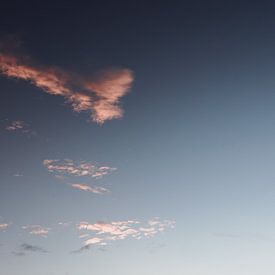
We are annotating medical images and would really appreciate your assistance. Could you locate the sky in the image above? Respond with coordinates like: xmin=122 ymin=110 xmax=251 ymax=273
xmin=1 ymin=1 xmax=275 ymax=274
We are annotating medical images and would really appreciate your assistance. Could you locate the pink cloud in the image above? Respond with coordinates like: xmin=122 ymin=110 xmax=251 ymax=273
xmin=0 ymin=52 xmax=134 ymax=123
xmin=71 ymin=183 xmax=109 ymax=194
xmin=84 ymin=237 xmax=104 ymax=246
xmin=6 ymin=120 xmax=25 ymax=131
xmin=77 ymin=218 xmax=175 ymax=251
xmin=43 ymin=159 xmax=116 ymax=178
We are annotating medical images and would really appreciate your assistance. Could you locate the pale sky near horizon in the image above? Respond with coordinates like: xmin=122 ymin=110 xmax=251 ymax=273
xmin=1 ymin=1 xmax=275 ymax=275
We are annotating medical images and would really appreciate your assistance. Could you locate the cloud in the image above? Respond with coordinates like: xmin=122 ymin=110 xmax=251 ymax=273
xmin=79 ymin=234 xmax=89 ymax=238
xmin=84 ymin=237 xmax=105 ymax=246
xmin=20 ymin=243 xmax=48 ymax=253
xmin=58 ymin=222 xmax=71 ymax=227
xmin=5 ymin=120 xmax=35 ymax=136
xmin=6 ymin=120 xmax=25 ymax=131
xmin=22 ymin=225 xmax=50 ymax=237
xmin=0 ymin=223 xmax=9 ymax=230
xmin=43 ymin=159 xmax=116 ymax=178
xmin=13 ymin=173 xmax=23 ymax=177
xmin=78 ymin=220 xmax=140 ymax=238
xmin=76 ymin=218 xmax=175 ymax=251
xmin=13 ymin=243 xmax=48 ymax=256
xmin=72 ymin=237 xmax=107 ymax=253
xmin=0 ymin=51 xmax=134 ymax=123
xmin=71 ymin=183 xmax=109 ymax=194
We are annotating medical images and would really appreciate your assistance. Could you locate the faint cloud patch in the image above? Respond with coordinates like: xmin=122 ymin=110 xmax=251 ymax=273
xmin=0 ymin=223 xmax=9 ymax=231
xmin=22 ymin=225 xmax=50 ymax=237
xmin=5 ymin=120 xmax=36 ymax=136
xmin=13 ymin=243 xmax=49 ymax=256
xmin=13 ymin=173 xmax=23 ymax=177
xmin=6 ymin=120 xmax=25 ymax=131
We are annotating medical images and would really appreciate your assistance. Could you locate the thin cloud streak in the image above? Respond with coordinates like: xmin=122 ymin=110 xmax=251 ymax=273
xmin=0 ymin=52 xmax=134 ymax=123
xmin=21 ymin=243 xmax=48 ymax=253
xmin=43 ymin=159 xmax=116 ymax=178
xmin=71 ymin=183 xmax=109 ymax=194
xmin=22 ymin=225 xmax=50 ymax=237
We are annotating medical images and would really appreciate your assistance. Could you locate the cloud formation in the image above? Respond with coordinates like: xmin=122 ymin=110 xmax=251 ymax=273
xmin=43 ymin=159 xmax=116 ymax=179
xmin=0 ymin=223 xmax=9 ymax=230
xmin=13 ymin=243 xmax=49 ymax=256
xmin=76 ymin=218 xmax=175 ymax=251
xmin=71 ymin=183 xmax=109 ymax=194
xmin=0 ymin=52 xmax=134 ymax=123
xmin=22 ymin=225 xmax=50 ymax=237
xmin=6 ymin=120 xmax=25 ymax=131
xmin=5 ymin=120 xmax=35 ymax=136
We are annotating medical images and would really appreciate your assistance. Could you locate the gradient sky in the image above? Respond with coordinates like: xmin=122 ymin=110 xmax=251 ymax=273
xmin=1 ymin=1 xmax=275 ymax=274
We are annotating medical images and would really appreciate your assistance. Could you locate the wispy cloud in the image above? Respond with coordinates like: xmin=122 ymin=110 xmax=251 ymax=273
xmin=43 ymin=159 xmax=116 ymax=179
xmin=13 ymin=173 xmax=23 ymax=177
xmin=0 ymin=51 xmax=134 ymax=123
xmin=13 ymin=243 xmax=49 ymax=256
xmin=58 ymin=222 xmax=71 ymax=227
xmin=22 ymin=225 xmax=50 ymax=237
xmin=76 ymin=218 xmax=175 ymax=251
xmin=0 ymin=223 xmax=9 ymax=230
xmin=5 ymin=120 xmax=35 ymax=136
xmin=71 ymin=183 xmax=109 ymax=194
xmin=21 ymin=243 xmax=48 ymax=253
xmin=6 ymin=120 xmax=25 ymax=131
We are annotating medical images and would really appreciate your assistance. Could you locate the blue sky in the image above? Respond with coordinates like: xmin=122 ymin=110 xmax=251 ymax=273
xmin=1 ymin=1 xmax=275 ymax=274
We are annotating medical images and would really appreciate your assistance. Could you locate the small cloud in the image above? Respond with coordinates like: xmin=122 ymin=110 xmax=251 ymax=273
xmin=6 ymin=120 xmax=25 ymax=131
xmin=71 ymin=183 xmax=109 ymax=194
xmin=72 ymin=238 xmax=106 ymax=254
xmin=79 ymin=234 xmax=89 ymax=239
xmin=21 ymin=243 xmax=48 ymax=253
xmin=58 ymin=222 xmax=71 ymax=227
xmin=0 ymin=223 xmax=9 ymax=231
xmin=5 ymin=120 xmax=35 ymax=136
xmin=22 ymin=225 xmax=50 ymax=237
xmin=13 ymin=173 xmax=23 ymax=177
xmin=71 ymin=244 xmax=91 ymax=254
xmin=43 ymin=159 xmax=116 ymax=179
xmin=13 ymin=243 xmax=49 ymax=256
xmin=84 ymin=237 xmax=104 ymax=246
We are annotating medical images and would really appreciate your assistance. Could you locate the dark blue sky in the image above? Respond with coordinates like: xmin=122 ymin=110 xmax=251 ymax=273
xmin=1 ymin=1 xmax=275 ymax=275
